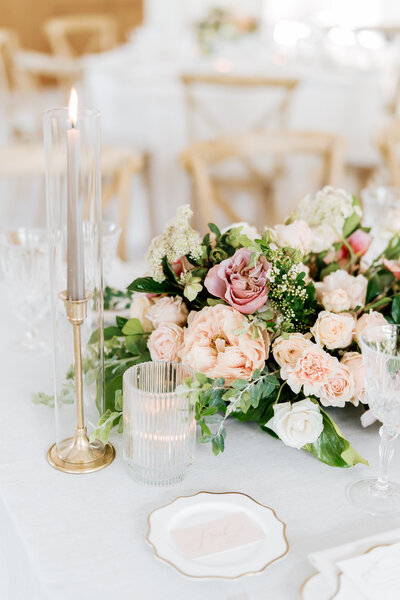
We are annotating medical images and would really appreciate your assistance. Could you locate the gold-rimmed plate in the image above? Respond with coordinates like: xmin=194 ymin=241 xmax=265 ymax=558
xmin=146 ymin=491 xmax=289 ymax=579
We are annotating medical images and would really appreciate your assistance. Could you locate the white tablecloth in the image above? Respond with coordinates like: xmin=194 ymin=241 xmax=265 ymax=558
xmin=1 ymin=281 xmax=400 ymax=600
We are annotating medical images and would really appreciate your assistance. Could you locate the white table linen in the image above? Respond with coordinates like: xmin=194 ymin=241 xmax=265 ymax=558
xmin=1 ymin=274 xmax=400 ymax=599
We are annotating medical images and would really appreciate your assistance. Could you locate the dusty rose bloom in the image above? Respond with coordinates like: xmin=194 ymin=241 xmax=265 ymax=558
xmin=180 ymin=304 xmax=266 ymax=384
xmin=147 ymin=323 xmax=184 ymax=362
xmin=204 ymin=248 xmax=270 ymax=314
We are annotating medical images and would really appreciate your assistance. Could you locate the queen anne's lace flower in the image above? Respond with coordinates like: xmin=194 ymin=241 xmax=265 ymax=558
xmin=146 ymin=205 xmax=202 ymax=282
xmin=296 ymin=186 xmax=359 ymax=253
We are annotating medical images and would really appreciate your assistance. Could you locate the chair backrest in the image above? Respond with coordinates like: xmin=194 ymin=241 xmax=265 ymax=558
xmin=377 ymin=120 xmax=400 ymax=186
xmin=180 ymin=130 xmax=346 ymax=227
xmin=0 ymin=28 xmax=20 ymax=92
xmin=181 ymin=73 xmax=299 ymax=142
xmin=43 ymin=14 xmax=118 ymax=58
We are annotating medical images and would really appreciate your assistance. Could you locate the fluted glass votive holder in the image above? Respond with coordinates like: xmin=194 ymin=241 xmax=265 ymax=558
xmin=123 ymin=361 xmax=196 ymax=486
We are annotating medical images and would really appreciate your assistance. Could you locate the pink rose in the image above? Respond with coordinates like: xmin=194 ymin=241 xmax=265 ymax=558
xmin=180 ymin=304 xmax=266 ymax=384
xmin=383 ymin=258 xmax=400 ymax=280
xmin=337 ymin=229 xmax=372 ymax=260
xmin=341 ymin=352 xmax=366 ymax=405
xmin=285 ymin=344 xmax=335 ymax=396
xmin=147 ymin=323 xmax=184 ymax=362
xmin=205 ymin=248 xmax=270 ymax=314
xmin=319 ymin=362 xmax=355 ymax=408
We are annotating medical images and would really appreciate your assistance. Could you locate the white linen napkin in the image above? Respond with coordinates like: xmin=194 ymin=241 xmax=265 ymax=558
xmin=308 ymin=528 xmax=400 ymax=589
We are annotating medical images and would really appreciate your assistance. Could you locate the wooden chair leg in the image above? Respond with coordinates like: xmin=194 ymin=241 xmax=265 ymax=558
xmin=116 ymin=162 xmax=132 ymax=261
xmin=142 ymin=154 xmax=156 ymax=239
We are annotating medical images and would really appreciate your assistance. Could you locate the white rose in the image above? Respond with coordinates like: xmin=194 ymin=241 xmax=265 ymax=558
xmin=129 ymin=293 xmax=155 ymax=332
xmin=319 ymin=362 xmax=355 ymax=407
xmin=321 ymin=289 xmax=352 ymax=313
xmin=272 ymin=333 xmax=313 ymax=378
xmin=315 ymin=270 xmax=368 ymax=310
xmin=146 ymin=295 xmax=188 ymax=328
xmin=310 ymin=224 xmax=339 ymax=253
xmin=311 ymin=311 xmax=355 ymax=350
xmin=274 ymin=220 xmax=313 ymax=255
xmin=341 ymin=352 xmax=366 ymax=405
xmin=147 ymin=323 xmax=184 ymax=362
xmin=355 ymin=311 xmax=387 ymax=344
xmin=266 ymin=398 xmax=323 ymax=449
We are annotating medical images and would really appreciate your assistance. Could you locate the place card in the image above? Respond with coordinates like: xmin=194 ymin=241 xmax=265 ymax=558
xmin=337 ymin=542 xmax=400 ymax=600
xmin=171 ymin=511 xmax=264 ymax=559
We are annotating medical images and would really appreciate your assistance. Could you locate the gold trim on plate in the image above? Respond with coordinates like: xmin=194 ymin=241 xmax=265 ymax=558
xmin=299 ymin=572 xmax=318 ymax=599
xmin=146 ymin=490 xmax=289 ymax=580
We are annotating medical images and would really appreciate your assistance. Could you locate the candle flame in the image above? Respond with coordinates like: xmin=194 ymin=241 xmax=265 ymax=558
xmin=68 ymin=87 xmax=78 ymax=126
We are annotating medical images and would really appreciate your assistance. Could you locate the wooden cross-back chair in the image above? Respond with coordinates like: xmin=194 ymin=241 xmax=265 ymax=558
xmin=0 ymin=144 xmax=151 ymax=260
xmin=180 ymin=130 xmax=346 ymax=229
xmin=180 ymin=73 xmax=300 ymax=215
xmin=181 ymin=73 xmax=299 ymax=139
xmin=43 ymin=15 xmax=118 ymax=58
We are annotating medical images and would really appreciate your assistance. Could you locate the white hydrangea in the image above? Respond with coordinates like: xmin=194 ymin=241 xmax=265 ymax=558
xmin=296 ymin=187 xmax=361 ymax=253
xmin=146 ymin=205 xmax=202 ymax=282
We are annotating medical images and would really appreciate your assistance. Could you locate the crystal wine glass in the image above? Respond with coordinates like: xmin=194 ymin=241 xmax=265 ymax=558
xmin=0 ymin=228 xmax=49 ymax=353
xmin=347 ymin=324 xmax=400 ymax=515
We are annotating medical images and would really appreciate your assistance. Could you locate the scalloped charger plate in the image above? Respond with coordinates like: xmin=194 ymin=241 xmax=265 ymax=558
xmin=146 ymin=491 xmax=289 ymax=579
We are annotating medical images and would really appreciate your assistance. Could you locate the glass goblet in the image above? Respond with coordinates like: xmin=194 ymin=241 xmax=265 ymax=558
xmin=0 ymin=228 xmax=49 ymax=353
xmin=347 ymin=324 xmax=400 ymax=515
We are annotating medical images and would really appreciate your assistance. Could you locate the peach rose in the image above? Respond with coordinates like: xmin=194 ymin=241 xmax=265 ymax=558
xmin=311 ymin=311 xmax=355 ymax=350
xmin=315 ymin=270 xmax=368 ymax=310
xmin=180 ymin=304 xmax=266 ymax=384
xmin=355 ymin=311 xmax=387 ymax=343
xmin=341 ymin=352 xmax=366 ymax=405
xmin=321 ymin=289 xmax=352 ymax=313
xmin=272 ymin=333 xmax=313 ymax=378
xmin=285 ymin=344 xmax=335 ymax=396
xmin=147 ymin=323 xmax=184 ymax=362
xmin=146 ymin=295 xmax=188 ymax=328
xmin=274 ymin=220 xmax=313 ymax=255
xmin=318 ymin=362 xmax=355 ymax=407
xmin=129 ymin=293 xmax=155 ymax=332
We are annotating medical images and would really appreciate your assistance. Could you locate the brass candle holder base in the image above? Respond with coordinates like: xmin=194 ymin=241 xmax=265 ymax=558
xmin=47 ymin=290 xmax=115 ymax=474
xmin=47 ymin=427 xmax=115 ymax=474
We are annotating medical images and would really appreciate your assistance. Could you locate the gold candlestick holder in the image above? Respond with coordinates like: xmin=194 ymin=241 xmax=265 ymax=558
xmin=47 ymin=291 xmax=115 ymax=473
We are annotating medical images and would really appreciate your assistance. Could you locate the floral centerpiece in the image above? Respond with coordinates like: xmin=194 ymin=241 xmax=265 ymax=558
xmin=196 ymin=7 xmax=258 ymax=54
xmin=93 ymin=187 xmax=400 ymax=467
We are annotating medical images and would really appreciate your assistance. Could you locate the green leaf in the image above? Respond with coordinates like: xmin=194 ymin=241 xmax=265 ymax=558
xmin=366 ymin=276 xmax=380 ymax=304
xmin=104 ymin=326 xmax=123 ymax=340
xmin=128 ymin=277 xmax=177 ymax=294
xmin=116 ymin=316 xmax=128 ymax=329
xmin=125 ymin=334 xmax=148 ymax=355
xmin=90 ymin=410 xmax=121 ymax=444
xmin=392 ymin=295 xmax=400 ymax=324
xmin=304 ymin=409 xmax=368 ymax=468
xmin=122 ymin=318 xmax=145 ymax=336
xmin=343 ymin=213 xmax=361 ymax=238
xmin=208 ymin=223 xmax=221 ymax=238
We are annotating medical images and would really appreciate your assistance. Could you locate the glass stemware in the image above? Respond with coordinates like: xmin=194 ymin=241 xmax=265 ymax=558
xmin=0 ymin=228 xmax=49 ymax=353
xmin=347 ymin=324 xmax=400 ymax=515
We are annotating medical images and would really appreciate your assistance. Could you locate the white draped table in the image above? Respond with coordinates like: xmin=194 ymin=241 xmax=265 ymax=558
xmin=1 ymin=280 xmax=400 ymax=599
